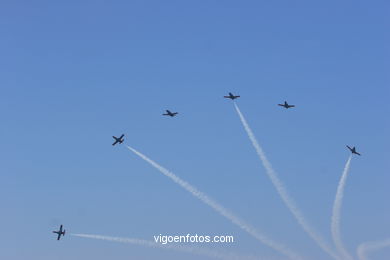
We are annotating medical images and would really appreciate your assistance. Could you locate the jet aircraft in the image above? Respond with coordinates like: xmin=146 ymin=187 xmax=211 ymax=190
xmin=278 ymin=101 xmax=295 ymax=109
xmin=112 ymin=134 xmax=125 ymax=146
xmin=347 ymin=145 xmax=361 ymax=156
xmin=224 ymin=92 xmax=240 ymax=100
xmin=162 ymin=110 xmax=178 ymax=117
xmin=53 ymin=225 xmax=65 ymax=240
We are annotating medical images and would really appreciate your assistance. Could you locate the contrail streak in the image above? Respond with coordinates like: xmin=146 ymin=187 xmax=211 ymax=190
xmin=233 ymin=103 xmax=340 ymax=260
xmin=331 ymin=156 xmax=354 ymax=260
xmin=126 ymin=145 xmax=303 ymax=260
xmin=357 ymin=239 xmax=390 ymax=260
xmin=71 ymin=233 xmax=254 ymax=260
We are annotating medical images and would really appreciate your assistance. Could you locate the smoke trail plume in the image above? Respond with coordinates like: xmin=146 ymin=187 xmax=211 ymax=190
xmin=71 ymin=233 xmax=253 ymax=260
xmin=331 ymin=156 xmax=354 ymax=260
xmin=357 ymin=239 xmax=390 ymax=260
xmin=125 ymin=145 xmax=302 ymax=260
xmin=233 ymin=103 xmax=340 ymax=260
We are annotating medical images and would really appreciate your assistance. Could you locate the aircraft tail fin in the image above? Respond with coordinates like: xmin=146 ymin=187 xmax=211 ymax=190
xmin=63 ymin=230 xmax=66 ymax=236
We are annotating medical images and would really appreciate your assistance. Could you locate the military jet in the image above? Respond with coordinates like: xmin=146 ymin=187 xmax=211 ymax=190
xmin=53 ymin=225 xmax=66 ymax=241
xmin=347 ymin=145 xmax=361 ymax=156
xmin=278 ymin=101 xmax=295 ymax=109
xmin=224 ymin=92 xmax=240 ymax=100
xmin=112 ymin=134 xmax=125 ymax=146
xmin=162 ymin=110 xmax=178 ymax=117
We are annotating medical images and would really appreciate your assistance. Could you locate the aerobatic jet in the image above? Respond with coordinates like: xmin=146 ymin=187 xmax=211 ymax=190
xmin=346 ymin=145 xmax=361 ymax=156
xmin=162 ymin=110 xmax=178 ymax=117
xmin=224 ymin=92 xmax=240 ymax=100
xmin=112 ymin=134 xmax=125 ymax=146
xmin=278 ymin=101 xmax=295 ymax=109
xmin=53 ymin=225 xmax=66 ymax=240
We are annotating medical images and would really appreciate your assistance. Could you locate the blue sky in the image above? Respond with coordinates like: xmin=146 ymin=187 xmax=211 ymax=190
xmin=0 ymin=1 xmax=389 ymax=259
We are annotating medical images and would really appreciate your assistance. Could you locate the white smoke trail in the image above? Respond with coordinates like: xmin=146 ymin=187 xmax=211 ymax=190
xmin=233 ymin=103 xmax=340 ymax=260
xmin=357 ymin=239 xmax=390 ymax=260
xmin=125 ymin=145 xmax=302 ymax=260
xmin=71 ymin=233 xmax=253 ymax=260
xmin=331 ymin=156 xmax=354 ymax=260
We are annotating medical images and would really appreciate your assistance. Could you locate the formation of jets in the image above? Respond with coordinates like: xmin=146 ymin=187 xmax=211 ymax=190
xmin=53 ymin=225 xmax=65 ymax=240
xmin=53 ymin=92 xmax=362 ymax=240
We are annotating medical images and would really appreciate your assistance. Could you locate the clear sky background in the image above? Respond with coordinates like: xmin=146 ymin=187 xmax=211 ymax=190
xmin=0 ymin=1 xmax=389 ymax=260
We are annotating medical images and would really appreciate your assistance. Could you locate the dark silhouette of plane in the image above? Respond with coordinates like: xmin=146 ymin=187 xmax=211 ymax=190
xmin=278 ymin=101 xmax=295 ymax=109
xmin=112 ymin=134 xmax=125 ymax=146
xmin=347 ymin=145 xmax=361 ymax=156
xmin=53 ymin=225 xmax=65 ymax=240
xmin=163 ymin=110 xmax=178 ymax=117
xmin=224 ymin=92 xmax=240 ymax=100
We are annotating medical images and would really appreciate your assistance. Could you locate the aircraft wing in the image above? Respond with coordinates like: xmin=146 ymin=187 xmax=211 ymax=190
xmin=278 ymin=104 xmax=284 ymax=106
xmin=346 ymin=145 xmax=352 ymax=150
xmin=289 ymin=105 xmax=295 ymax=108
xmin=57 ymin=233 xmax=61 ymax=240
xmin=355 ymin=152 xmax=361 ymax=156
xmin=112 ymin=140 xmax=119 ymax=146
